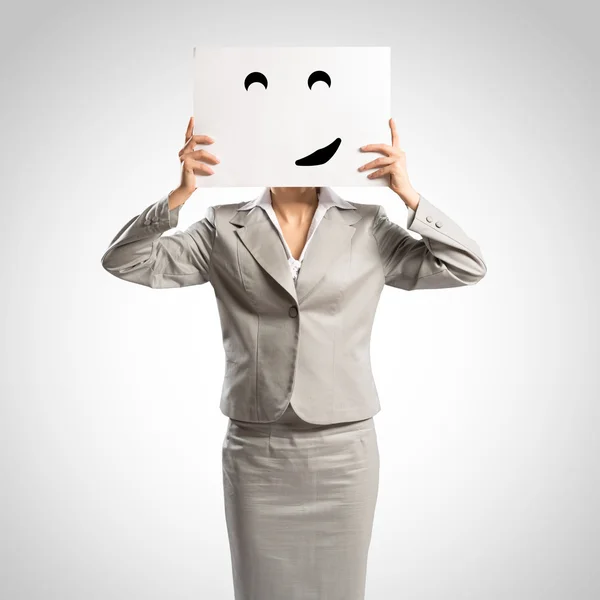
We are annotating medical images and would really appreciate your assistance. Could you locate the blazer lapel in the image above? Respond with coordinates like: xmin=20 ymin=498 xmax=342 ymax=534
xmin=229 ymin=189 xmax=363 ymax=305
xmin=294 ymin=206 xmax=362 ymax=303
xmin=230 ymin=206 xmax=299 ymax=303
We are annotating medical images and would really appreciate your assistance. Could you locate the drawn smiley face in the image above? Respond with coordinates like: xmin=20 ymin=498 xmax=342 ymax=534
xmin=244 ymin=70 xmax=341 ymax=167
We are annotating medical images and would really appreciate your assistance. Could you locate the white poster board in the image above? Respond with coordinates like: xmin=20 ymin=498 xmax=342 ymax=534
xmin=192 ymin=46 xmax=391 ymax=187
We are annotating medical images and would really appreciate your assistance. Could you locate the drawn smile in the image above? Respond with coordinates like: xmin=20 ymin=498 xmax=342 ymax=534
xmin=295 ymin=138 xmax=342 ymax=166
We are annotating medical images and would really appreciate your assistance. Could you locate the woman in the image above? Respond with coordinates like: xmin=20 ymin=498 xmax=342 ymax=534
xmin=101 ymin=116 xmax=486 ymax=600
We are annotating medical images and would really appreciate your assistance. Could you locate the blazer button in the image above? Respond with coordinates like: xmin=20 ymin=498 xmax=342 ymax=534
xmin=288 ymin=306 xmax=298 ymax=318
xmin=426 ymin=216 xmax=433 ymax=223
xmin=435 ymin=221 xmax=443 ymax=228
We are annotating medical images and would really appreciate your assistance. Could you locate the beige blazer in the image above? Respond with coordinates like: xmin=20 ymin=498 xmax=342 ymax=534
xmin=101 ymin=187 xmax=486 ymax=424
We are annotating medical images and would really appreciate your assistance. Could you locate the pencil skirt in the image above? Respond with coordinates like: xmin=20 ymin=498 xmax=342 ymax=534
xmin=221 ymin=401 xmax=380 ymax=600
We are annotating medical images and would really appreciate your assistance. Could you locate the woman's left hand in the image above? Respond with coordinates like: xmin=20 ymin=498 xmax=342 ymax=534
xmin=358 ymin=118 xmax=420 ymax=210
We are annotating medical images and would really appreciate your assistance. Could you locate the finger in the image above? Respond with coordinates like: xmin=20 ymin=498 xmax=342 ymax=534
xmin=358 ymin=156 xmax=395 ymax=172
xmin=360 ymin=143 xmax=393 ymax=155
xmin=187 ymin=133 xmax=214 ymax=146
xmin=183 ymin=157 xmax=215 ymax=176
xmin=185 ymin=116 xmax=194 ymax=142
xmin=179 ymin=134 xmax=215 ymax=157
xmin=182 ymin=148 xmax=220 ymax=164
xmin=390 ymin=118 xmax=401 ymax=149
xmin=367 ymin=165 xmax=393 ymax=179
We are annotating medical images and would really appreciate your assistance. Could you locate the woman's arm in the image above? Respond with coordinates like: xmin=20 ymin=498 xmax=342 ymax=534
xmin=372 ymin=194 xmax=486 ymax=290
xmin=100 ymin=190 xmax=217 ymax=288
xmin=360 ymin=118 xmax=486 ymax=291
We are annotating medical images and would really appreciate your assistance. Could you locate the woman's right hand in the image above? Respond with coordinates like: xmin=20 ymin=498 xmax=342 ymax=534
xmin=169 ymin=116 xmax=220 ymax=210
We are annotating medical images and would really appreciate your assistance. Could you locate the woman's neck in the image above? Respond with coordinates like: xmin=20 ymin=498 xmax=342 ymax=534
xmin=268 ymin=187 xmax=320 ymax=224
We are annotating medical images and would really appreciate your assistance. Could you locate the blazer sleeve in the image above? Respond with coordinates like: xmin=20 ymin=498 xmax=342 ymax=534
xmin=101 ymin=192 xmax=217 ymax=288
xmin=371 ymin=193 xmax=487 ymax=291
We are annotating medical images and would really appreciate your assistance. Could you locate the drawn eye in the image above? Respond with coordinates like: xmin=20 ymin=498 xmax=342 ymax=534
xmin=244 ymin=72 xmax=268 ymax=90
xmin=307 ymin=70 xmax=331 ymax=89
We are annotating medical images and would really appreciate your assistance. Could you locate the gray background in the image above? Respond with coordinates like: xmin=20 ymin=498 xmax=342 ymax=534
xmin=1 ymin=0 xmax=598 ymax=599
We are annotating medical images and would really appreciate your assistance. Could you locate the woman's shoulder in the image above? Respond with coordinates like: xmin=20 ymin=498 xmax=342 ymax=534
xmin=342 ymin=201 xmax=381 ymax=222
xmin=208 ymin=201 xmax=252 ymax=221
xmin=196 ymin=201 xmax=256 ymax=231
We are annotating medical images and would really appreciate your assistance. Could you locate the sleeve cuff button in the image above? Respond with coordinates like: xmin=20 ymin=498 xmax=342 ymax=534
xmin=435 ymin=221 xmax=443 ymax=228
